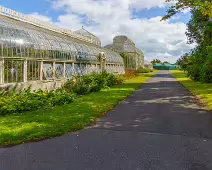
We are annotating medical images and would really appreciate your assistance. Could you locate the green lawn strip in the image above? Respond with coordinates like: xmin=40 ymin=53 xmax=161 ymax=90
xmin=0 ymin=73 xmax=155 ymax=146
xmin=171 ymin=70 xmax=212 ymax=109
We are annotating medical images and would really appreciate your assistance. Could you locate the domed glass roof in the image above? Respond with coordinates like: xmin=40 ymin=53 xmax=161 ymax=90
xmin=74 ymin=26 xmax=101 ymax=46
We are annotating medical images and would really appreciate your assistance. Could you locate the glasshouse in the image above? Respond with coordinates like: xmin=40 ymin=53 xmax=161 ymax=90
xmin=0 ymin=6 xmax=125 ymax=90
xmin=105 ymin=35 xmax=144 ymax=70
xmin=144 ymin=60 xmax=153 ymax=70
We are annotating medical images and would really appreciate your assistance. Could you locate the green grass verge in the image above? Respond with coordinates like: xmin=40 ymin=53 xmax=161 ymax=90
xmin=0 ymin=73 xmax=155 ymax=146
xmin=171 ymin=70 xmax=212 ymax=110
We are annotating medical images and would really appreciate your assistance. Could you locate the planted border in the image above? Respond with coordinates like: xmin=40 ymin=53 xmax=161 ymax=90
xmin=0 ymin=73 xmax=155 ymax=146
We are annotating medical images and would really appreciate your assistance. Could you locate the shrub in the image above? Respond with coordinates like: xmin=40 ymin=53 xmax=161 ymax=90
xmin=115 ymin=75 xmax=125 ymax=84
xmin=63 ymin=71 xmax=124 ymax=94
xmin=105 ymin=74 xmax=116 ymax=87
xmin=138 ymin=67 xmax=152 ymax=73
xmin=74 ymin=85 xmax=90 ymax=95
xmin=82 ymin=76 xmax=94 ymax=85
xmin=200 ymin=57 xmax=212 ymax=83
xmin=62 ymin=79 xmax=75 ymax=93
xmin=187 ymin=64 xmax=202 ymax=81
xmin=50 ymin=90 xmax=74 ymax=106
xmin=125 ymin=70 xmax=139 ymax=79
xmin=89 ymin=82 xmax=101 ymax=92
xmin=0 ymin=72 xmax=127 ymax=116
xmin=0 ymin=87 xmax=75 ymax=116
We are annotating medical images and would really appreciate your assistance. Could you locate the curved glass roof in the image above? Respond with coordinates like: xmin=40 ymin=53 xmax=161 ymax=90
xmin=0 ymin=15 xmax=123 ymax=65
xmin=103 ymin=48 xmax=124 ymax=64
xmin=0 ymin=5 xmax=100 ymax=46
xmin=74 ymin=26 xmax=101 ymax=46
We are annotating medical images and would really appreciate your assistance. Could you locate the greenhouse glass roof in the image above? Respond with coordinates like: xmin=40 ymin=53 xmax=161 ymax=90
xmin=74 ymin=26 xmax=101 ymax=47
xmin=0 ymin=7 xmax=124 ymax=64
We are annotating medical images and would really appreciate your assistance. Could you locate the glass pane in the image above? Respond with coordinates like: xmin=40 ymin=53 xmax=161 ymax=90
xmin=74 ymin=64 xmax=80 ymax=75
xmin=65 ymin=64 xmax=73 ymax=78
xmin=81 ymin=64 xmax=86 ymax=74
xmin=27 ymin=60 xmax=40 ymax=81
xmin=4 ymin=59 xmax=24 ymax=83
xmin=55 ymin=63 xmax=64 ymax=79
xmin=43 ymin=63 xmax=53 ymax=80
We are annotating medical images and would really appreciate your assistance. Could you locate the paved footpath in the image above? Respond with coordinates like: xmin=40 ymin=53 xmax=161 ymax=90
xmin=1 ymin=71 xmax=212 ymax=170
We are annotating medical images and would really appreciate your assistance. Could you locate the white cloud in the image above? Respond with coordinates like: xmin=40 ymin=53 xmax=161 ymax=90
xmin=55 ymin=14 xmax=82 ymax=30
xmin=182 ymin=8 xmax=191 ymax=14
xmin=28 ymin=12 xmax=53 ymax=23
xmin=49 ymin=0 xmax=194 ymax=63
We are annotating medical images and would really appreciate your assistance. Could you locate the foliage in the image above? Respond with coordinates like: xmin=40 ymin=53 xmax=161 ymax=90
xmin=63 ymin=71 xmax=124 ymax=95
xmin=151 ymin=59 xmax=162 ymax=65
xmin=187 ymin=64 xmax=202 ymax=81
xmin=0 ymin=71 xmax=136 ymax=116
xmin=161 ymin=0 xmax=212 ymax=21
xmin=137 ymin=67 xmax=153 ymax=73
xmin=0 ymin=87 xmax=75 ymax=116
xmin=124 ymin=70 xmax=139 ymax=79
xmin=200 ymin=55 xmax=212 ymax=82
xmin=163 ymin=0 xmax=212 ymax=83
xmin=163 ymin=61 xmax=170 ymax=64
xmin=176 ymin=53 xmax=192 ymax=70
xmin=0 ymin=73 xmax=156 ymax=146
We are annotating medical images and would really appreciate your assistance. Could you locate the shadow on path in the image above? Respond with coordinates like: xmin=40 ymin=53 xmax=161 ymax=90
xmin=92 ymin=71 xmax=212 ymax=139
xmin=1 ymin=71 xmax=212 ymax=170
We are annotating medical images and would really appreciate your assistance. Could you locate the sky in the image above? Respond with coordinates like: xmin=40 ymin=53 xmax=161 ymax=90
xmin=1 ymin=0 xmax=195 ymax=63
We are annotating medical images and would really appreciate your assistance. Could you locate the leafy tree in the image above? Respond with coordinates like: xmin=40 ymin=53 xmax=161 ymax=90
xmin=176 ymin=53 xmax=192 ymax=70
xmin=151 ymin=59 xmax=162 ymax=65
xmin=163 ymin=61 xmax=170 ymax=64
xmin=161 ymin=0 xmax=212 ymax=21
xmin=163 ymin=0 xmax=212 ymax=83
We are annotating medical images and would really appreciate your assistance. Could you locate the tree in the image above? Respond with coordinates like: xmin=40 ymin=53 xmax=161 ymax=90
xmin=162 ymin=0 xmax=212 ymax=83
xmin=151 ymin=59 xmax=162 ymax=65
xmin=163 ymin=61 xmax=170 ymax=64
xmin=161 ymin=0 xmax=212 ymax=21
xmin=176 ymin=53 xmax=191 ymax=70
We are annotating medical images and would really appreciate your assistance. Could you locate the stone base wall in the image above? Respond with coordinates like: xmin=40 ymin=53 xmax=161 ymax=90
xmin=0 ymin=79 xmax=68 ymax=92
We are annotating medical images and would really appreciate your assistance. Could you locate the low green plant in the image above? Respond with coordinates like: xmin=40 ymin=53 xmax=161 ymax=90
xmin=63 ymin=71 xmax=123 ymax=95
xmin=89 ymin=82 xmax=101 ymax=92
xmin=0 ymin=72 xmax=155 ymax=146
xmin=0 ymin=87 xmax=75 ymax=116
xmin=0 ymin=72 xmax=126 ymax=116
xmin=137 ymin=67 xmax=153 ymax=73
xmin=74 ymin=85 xmax=90 ymax=95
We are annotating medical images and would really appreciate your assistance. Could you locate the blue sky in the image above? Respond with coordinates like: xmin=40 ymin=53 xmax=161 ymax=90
xmin=1 ymin=0 xmax=62 ymax=21
xmin=0 ymin=0 xmax=194 ymax=63
xmin=1 ymin=0 xmax=191 ymax=24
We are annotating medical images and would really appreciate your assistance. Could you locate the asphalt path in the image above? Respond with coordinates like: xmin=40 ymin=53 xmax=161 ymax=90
xmin=1 ymin=71 xmax=212 ymax=170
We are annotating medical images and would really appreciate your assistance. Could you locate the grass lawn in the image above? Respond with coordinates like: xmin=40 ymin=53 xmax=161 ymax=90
xmin=0 ymin=73 xmax=156 ymax=146
xmin=171 ymin=70 xmax=212 ymax=110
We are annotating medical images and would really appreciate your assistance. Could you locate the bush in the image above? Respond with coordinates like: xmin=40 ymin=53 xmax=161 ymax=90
xmin=187 ymin=64 xmax=202 ymax=81
xmin=50 ymin=90 xmax=74 ymax=106
xmin=62 ymin=80 xmax=74 ymax=93
xmin=82 ymin=76 xmax=94 ymax=85
xmin=125 ymin=70 xmax=139 ymax=79
xmin=0 ymin=71 xmax=127 ymax=116
xmin=106 ymin=74 xmax=116 ymax=87
xmin=89 ymin=82 xmax=101 ymax=92
xmin=74 ymin=85 xmax=90 ymax=95
xmin=0 ymin=87 xmax=75 ymax=116
xmin=63 ymin=71 xmax=124 ymax=95
xmin=138 ymin=67 xmax=152 ymax=73
xmin=115 ymin=75 xmax=125 ymax=84
xmin=200 ymin=57 xmax=212 ymax=83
